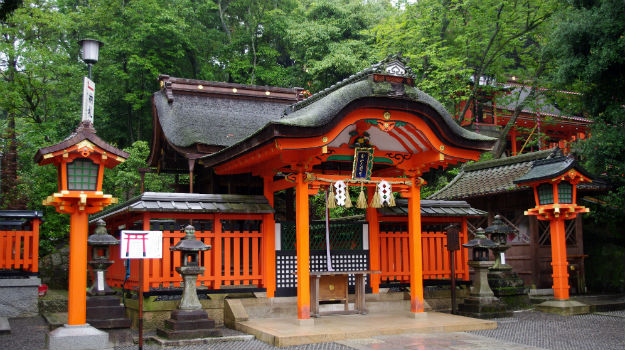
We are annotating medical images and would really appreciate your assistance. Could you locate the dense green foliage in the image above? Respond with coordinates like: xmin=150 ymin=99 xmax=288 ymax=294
xmin=1 ymin=0 xmax=623 ymax=289
xmin=548 ymin=0 xmax=625 ymax=292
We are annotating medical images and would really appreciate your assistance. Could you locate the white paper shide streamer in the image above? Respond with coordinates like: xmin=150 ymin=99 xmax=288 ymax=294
xmin=334 ymin=180 xmax=347 ymax=206
xmin=378 ymin=180 xmax=392 ymax=206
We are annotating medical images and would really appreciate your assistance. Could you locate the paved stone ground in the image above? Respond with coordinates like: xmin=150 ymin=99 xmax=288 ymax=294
xmin=470 ymin=310 xmax=625 ymax=350
xmin=2 ymin=310 xmax=624 ymax=350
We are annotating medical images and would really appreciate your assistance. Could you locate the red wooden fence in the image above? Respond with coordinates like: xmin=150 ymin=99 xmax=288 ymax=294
xmin=379 ymin=229 xmax=469 ymax=283
xmin=0 ymin=220 xmax=40 ymax=273
xmin=106 ymin=214 xmax=264 ymax=291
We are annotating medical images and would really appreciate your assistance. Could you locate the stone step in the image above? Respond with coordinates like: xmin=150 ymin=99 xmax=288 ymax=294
xmin=86 ymin=295 xmax=124 ymax=307
xmin=87 ymin=317 xmax=132 ymax=329
xmin=170 ymin=309 xmax=210 ymax=321
xmin=156 ymin=327 xmax=222 ymax=340
xmin=164 ymin=318 xmax=215 ymax=331
xmin=86 ymin=305 xmax=126 ymax=319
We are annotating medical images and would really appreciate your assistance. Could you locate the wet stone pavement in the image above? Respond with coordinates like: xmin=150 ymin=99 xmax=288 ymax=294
xmin=1 ymin=310 xmax=624 ymax=350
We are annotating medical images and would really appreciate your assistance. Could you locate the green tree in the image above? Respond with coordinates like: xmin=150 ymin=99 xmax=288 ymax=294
xmin=286 ymin=0 xmax=393 ymax=92
xmin=374 ymin=0 xmax=559 ymax=120
xmin=105 ymin=141 xmax=174 ymax=201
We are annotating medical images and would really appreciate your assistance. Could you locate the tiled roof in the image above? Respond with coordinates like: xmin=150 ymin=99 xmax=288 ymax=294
xmin=428 ymin=149 xmax=560 ymax=200
xmin=379 ymin=199 xmax=486 ymax=217
xmin=90 ymin=192 xmax=274 ymax=222
xmin=514 ymin=156 xmax=592 ymax=184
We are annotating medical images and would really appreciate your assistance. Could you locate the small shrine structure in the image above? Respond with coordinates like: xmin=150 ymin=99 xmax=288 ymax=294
xmin=144 ymin=56 xmax=496 ymax=319
xmin=430 ymin=148 xmax=607 ymax=292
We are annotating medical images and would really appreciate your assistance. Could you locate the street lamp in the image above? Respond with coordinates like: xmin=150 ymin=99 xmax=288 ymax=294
xmin=514 ymin=156 xmax=591 ymax=301
xmin=79 ymin=39 xmax=104 ymax=79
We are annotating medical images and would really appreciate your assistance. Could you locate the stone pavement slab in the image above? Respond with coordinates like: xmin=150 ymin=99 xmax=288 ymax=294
xmin=471 ymin=310 xmax=625 ymax=350
xmin=237 ymin=311 xmax=496 ymax=347
xmin=337 ymin=332 xmax=548 ymax=350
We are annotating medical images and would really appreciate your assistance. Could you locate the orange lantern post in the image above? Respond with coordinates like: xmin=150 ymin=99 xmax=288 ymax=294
xmin=514 ymin=155 xmax=591 ymax=315
xmin=35 ymin=121 xmax=128 ymax=349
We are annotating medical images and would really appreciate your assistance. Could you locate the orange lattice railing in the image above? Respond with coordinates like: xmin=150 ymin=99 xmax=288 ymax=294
xmin=379 ymin=229 xmax=469 ymax=283
xmin=106 ymin=214 xmax=265 ymax=291
xmin=0 ymin=216 xmax=41 ymax=273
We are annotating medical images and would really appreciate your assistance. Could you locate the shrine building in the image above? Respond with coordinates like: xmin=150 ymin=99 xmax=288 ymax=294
xmin=94 ymin=56 xmax=497 ymax=322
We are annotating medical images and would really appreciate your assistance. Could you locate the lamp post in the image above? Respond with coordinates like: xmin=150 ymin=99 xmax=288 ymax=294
xmin=35 ymin=38 xmax=129 ymax=350
xmin=514 ymin=155 xmax=592 ymax=315
xmin=79 ymin=39 xmax=103 ymax=80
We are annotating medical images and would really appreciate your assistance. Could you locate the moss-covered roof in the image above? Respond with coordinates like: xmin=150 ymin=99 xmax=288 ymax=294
xmin=200 ymin=56 xmax=496 ymax=168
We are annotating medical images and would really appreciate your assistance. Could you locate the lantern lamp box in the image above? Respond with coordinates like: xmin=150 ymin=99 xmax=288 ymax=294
xmin=120 ymin=230 xmax=163 ymax=259
xmin=352 ymin=147 xmax=374 ymax=181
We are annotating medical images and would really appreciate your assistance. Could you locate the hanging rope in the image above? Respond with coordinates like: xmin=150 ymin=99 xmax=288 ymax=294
xmin=327 ymin=184 xmax=336 ymax=209
xmin=305 ymin=173 xmax=412 ymax=186
xmin=356 ymin=182 xmax=367 ymax=208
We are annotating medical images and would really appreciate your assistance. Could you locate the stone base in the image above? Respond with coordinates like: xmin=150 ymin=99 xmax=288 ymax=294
xmin=458 ymin=297 xmax=512 ymax=319
xmin=0 ymin=276 xmax=40 ymax=317
xmin=86 ymin=296 xmax=132 ymax=329
xmin=47 ymin=324 xmax=112 ymax=350
xmin=536 ymin=299 xmax=590 ymax=316
xmin=296 ymin=318 xmax=315 ymax=326
xmin=156 ymin=309 xmax=222 ymax=340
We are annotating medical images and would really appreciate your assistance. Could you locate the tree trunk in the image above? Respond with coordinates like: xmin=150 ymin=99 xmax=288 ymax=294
xmin=491 ymin=63 xmax=545 ymax=159
xmin=1 ymin=113 xmax=24 ymax=209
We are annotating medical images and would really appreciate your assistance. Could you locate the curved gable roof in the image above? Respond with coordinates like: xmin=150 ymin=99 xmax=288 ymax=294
xmin=201 ymin=58 xmax=496 ymax=169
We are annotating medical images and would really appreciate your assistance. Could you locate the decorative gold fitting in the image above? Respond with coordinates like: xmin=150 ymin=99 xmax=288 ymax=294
xmin=383 ymin=111 xmax=391 ymax=120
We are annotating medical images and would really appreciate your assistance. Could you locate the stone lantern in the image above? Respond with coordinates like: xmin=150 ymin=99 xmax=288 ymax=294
xmin=458 ymin=228 xmax=509 ymax=318
xmin=463 ymin=228 xmax=497 ymax=262
xmin=484 ymin=215 xmax=515 ymax=271
xmin=514 ymin=155 xmax=591 ymax=315
xmin=484 ymin=215 xmax=529 ymax=308
xmin=85 ymin=219 xmax=131 ymax=333
xmin=157 ymin=225 xmax=222 ymax=339
xmin=87 ymin=219 xmax=118 ymax=296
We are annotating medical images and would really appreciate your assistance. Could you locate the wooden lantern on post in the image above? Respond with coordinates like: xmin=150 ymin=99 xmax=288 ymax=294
xmin=34 ymin=121 xmax=129 ymax=326
xmin=514 ymin=156 xmax=591 ymax=301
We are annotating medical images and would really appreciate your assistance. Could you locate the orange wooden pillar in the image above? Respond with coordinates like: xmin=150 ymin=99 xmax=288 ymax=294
xmin=366 ymin=188 xmax=381 ymax=294
xmin=461 ymin=217 xmax=470 ymax=281
xmin=550 ymin=218 xmax=570 ymax=300
xmin=407 ymin=176 xmax=424 ymax=313
xmin=295 ymin=171 xmax=310 ymax=319
xmin=67 ymin=209 xmax=89 ymax=325
xmin=263 ymin=176 xmax=277 ymax=297
xmin=32 ymin=218 xmax=40 ymax=273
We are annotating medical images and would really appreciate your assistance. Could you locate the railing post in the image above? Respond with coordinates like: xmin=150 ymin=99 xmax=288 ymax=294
xmin=213 ymin=214 xmax=222 ymax=289
xmin=32 ymin=218 xmax=40 ymax=273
